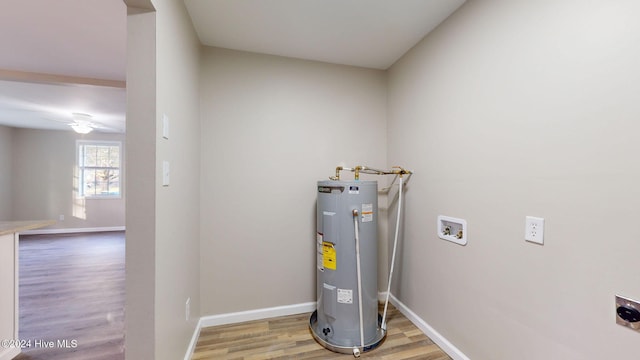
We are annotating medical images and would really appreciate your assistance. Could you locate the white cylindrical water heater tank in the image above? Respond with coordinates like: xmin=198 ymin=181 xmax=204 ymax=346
xmin=310 ymin=180 xmax=386 ymax=355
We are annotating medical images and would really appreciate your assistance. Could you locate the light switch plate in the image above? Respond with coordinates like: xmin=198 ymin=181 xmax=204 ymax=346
xmin=162 ymin=114 xmax=169 ymax=139
xmin=162 ymin=161 xmax=170 ymax=186
xmin=186 ymin=297 xmax=190 ymax=321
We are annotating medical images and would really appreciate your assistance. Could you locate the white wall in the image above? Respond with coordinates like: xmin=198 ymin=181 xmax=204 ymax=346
xmin=9 ymin=128 xmax=125 ymax=230
xmin=387 ymin=1 xmax=640 ymax=359
xmin=0 ymin=125 xmax=12 ymax=219
xmin=199 ymin=47 xmax=388 ymax=315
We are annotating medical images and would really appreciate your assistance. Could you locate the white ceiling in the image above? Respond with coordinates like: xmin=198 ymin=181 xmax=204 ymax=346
xmin=0 ymin=0 xmax=465 ymax=133
xmin=185 ymin=0 xmax=466 ymax=70
xmin=0 ymin=80 xmax=126 ymax=133
xmin=0 ymin=0 xmax=127 ymax=133
xmin=0 ymin=0 xmax=126 ymax=81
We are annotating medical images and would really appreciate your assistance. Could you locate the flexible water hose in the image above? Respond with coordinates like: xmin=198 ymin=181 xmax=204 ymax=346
xmin=352 ymin=209 xmax=365 ymax=352
xmin=381 ymin=176 xmax=403 ymax=330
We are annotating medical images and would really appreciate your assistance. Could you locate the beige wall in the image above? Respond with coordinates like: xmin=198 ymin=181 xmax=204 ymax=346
xmin=199 ymin=47 xmax=388 ymax=315
xmin=124 ymin=5 xmax=157 ymax=360
xmin=9 ymin=128 xmax=125 ymax=229
xmin=387 ymin=1 xmax=640 ymax=359
xmin=154 ymin=0 xmax=201 ymax=358
xmin=126 ymin=1 xmax=640 ymax=358
xmin=0 ymin=125 xmax=12 ymax=219
xmin=124 ymin=0 xmax=202 ymax=359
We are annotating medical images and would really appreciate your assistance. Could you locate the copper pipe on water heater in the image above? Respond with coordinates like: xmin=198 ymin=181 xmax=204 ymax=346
xmin=331 ymin=165 xmax=412 ymax=181
xmin=331 ymin=166 xmax=343 ymax=180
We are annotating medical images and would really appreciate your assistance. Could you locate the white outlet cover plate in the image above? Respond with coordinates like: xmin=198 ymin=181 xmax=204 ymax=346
xmin=525 ymin=216 xmax=544 ymax=245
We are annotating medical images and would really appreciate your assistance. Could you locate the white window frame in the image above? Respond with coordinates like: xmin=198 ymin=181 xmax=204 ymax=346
xmin=76 ymin=140 xmax=122 ymax=199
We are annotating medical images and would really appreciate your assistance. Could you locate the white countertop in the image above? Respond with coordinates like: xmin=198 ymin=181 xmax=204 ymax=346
xmin=0 ymin=220 xmax=56 ymax=236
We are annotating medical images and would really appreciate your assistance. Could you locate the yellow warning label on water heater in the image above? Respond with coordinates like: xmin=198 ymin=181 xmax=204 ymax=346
xmin=322 ymin=242 xmax=336 ymax=270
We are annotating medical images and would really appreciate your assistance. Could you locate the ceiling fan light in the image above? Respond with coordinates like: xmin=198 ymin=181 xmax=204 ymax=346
xmin=70 ymin=123 xmax=93 ymax=134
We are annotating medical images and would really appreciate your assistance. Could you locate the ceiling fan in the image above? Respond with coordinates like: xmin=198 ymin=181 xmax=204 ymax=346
xmin=56 ymin=112 xmax=123 ymax=134
xmin=69 ymin=113 xmax=96 ymax=134
xmin=0 ymin=80 xmax=126 ymax=133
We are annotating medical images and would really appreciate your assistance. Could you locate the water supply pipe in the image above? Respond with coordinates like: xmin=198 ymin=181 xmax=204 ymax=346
xmin=381 ymin=175 xmax=403 ymax=330
xmin=352 ymin=209 xmax=365 ymax=354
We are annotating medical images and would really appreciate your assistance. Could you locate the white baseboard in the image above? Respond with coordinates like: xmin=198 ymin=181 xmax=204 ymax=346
xmin=184 ymin=302 xmax=315 ymax=360
xmin=183 ymin=319 xmax=202 ymax=360
xmin=186 ymin=296 xmax=469 ymax=360
xmin=1 ymin=346 xmax=21 ymax=360
xmin=386 ymin=293 xmax=471 ymax=360
xmin=21 ymin=226 xmax=126 ymax=235
xmin=199 ymin=301 xmax=316 ymax=328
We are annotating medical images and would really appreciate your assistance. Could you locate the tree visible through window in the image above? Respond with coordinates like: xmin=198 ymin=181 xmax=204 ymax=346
xmin=78 ymin=141 xmax=121 ymax=198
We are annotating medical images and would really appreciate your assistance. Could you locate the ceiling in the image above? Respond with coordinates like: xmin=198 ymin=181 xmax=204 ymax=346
xmin=0 ymin=0 xmax=465 ymax=133
xmin=0 ymin=0 xmax=127 ymax=133
xmin=185 ymin=0 xmax=466 ymax=70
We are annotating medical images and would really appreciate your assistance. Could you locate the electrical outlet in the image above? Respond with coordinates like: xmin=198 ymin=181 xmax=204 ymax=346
xmin=616 ymin=295 xmax=640 ymax=331
xmin=525 ymin=216 xmax=544 ymax=244
xmin=185 ymin=297 xmax=190 ymax=321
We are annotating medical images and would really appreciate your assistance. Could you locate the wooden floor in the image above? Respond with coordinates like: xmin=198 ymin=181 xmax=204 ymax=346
xmin=15 ymin=232 xmax=125 ymax=360
xmin=193 ymin=304 xmax=452 ymax=360
xmin=13 ymin=231 xmax=448 ymax=360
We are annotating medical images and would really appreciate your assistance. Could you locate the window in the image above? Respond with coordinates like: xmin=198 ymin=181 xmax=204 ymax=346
xmin=77 ymin=141 xmax=122 ymax=198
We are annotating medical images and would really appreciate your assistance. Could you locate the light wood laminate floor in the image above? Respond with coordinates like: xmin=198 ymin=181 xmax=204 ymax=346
xmin=193 ymin=304 xmax=452 ymax=360
xmin=15 ymin=232 xmax=125 ymax=360
xmin=13 ymin=231 xmax=449 ymax=360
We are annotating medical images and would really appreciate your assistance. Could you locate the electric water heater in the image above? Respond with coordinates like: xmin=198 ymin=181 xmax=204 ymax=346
xmin=309 ymin=180 xmax=386 ymax=356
